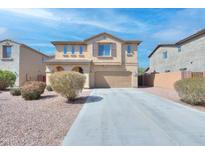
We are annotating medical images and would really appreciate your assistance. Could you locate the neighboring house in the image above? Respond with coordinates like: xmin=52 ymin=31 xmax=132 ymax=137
xmin=0 ymin=39 xmax=49 ymax=86
xmin=45 ymin=32 xmax=141 ymax=88
xmin=148 ymin=29 xmax=205 ymax=73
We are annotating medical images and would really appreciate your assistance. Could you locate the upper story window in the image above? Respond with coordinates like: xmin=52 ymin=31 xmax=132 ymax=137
xmin=3 ymin=46 xmax=12 ymax=58
xmin=162 ymin=51 xmax=168 ymax=59
xmin=42 ymin=57 xmax=49 ymax=62
xmin=63 ymin=46 xmax=67 ymax=55
xmin=79 ymin=46 xmax=84 ymax=55
xmin=127 ymin=45 xmax=132 ymax=55
xmin=98 ymin=44 xmax=111 ymax=57
xmin=177 ymin=46 xmax=181 ymax=52
xmin=71 ymin=46 xmax=75 ymax=55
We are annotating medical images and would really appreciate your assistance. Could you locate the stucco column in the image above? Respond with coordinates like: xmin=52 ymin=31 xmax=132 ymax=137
xmin=82 ymin=65 xmax=91 ymax=89
xmin=132 ymin=71 xmax=138 ymax=88
xmin=89 ymin=71 xmax=95 ymax=88
xmin=82 ymin=72 xmax=89 ymax=88
xmin=45 ymin=65 xmax=52 ymax=85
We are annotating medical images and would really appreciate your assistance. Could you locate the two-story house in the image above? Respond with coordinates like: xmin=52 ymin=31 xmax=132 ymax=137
xmin=45 ymin=32 xmax=141 ymax=88
xmin=148 ymin=29 xmax=205 ymax=73
xmin=0 ymin=39 xmax=49 ymax=86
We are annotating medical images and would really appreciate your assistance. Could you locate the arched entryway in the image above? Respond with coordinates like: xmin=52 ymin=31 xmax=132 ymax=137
xmin=72 ymin=66 xmax=84 ymax=74
xmin=56 ymin=66 xmax=64 ymax=72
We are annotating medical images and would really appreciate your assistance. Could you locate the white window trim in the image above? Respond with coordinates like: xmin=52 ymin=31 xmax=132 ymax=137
xmin=2 ymin=45 xmax=12 ymax=59
xmin=63 ymin=46 xmax=67 ymax=56
xmin=79 ymin=46 xmax=84 ymax=55
xmin=127 ymin=45 xmax=133 ymax=56
xmin=98 ymin=44 xmax=112 ymax=57
xmin=162 ymin=51 xmax=168 ymax=59
xmin=70 ymin=46 xmax=75 ymax=55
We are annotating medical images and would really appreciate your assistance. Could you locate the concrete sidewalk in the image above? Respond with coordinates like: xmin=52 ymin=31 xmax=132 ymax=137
xmin=63 ymin=88 xmax=205 ymax=146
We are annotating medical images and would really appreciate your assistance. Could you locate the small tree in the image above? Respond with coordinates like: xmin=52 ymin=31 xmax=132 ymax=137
xmin=0 ymin=70 xmax=16 ymax=90
xmin=138 ymin=67 xmax=145 ymax=75
xmin=49 ymin=71 xmax=86 ymax=101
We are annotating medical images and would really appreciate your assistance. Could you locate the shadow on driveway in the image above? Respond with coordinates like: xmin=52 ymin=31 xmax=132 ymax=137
xmin=67 ymin=95 xmax=103 ymax=104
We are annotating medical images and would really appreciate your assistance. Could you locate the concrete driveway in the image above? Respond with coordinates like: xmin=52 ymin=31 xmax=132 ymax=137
xmin=63 ymin=88 xmax=205 ymax=146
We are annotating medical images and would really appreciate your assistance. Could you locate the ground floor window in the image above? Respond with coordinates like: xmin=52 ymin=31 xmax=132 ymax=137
xmin=72 ymin=66 xmax=83 ymax=74
xmin=56 ymin=66 xmax=64 ymax=72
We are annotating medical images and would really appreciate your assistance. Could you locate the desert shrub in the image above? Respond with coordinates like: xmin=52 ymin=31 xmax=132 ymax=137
xmin=0 ymin=70 xmax=16 ymax=90
xmin=10 ymin=87 xmax=21 ymax=96
xmin=21 ymin=81 xmax=46 ymax=100
xmin=49 ymin=71 xmax=86 ymax=101
xmin=174 ymin=77 xmax=205 ymax=105
xmin=23 ymin=81 xmax=46 ymax=94
xmin=46 ymin=85 xmax=53 ymax=91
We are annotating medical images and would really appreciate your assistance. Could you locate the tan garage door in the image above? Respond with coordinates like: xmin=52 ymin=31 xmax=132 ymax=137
xmin=95 ymin=71 xmax=132 ymax=88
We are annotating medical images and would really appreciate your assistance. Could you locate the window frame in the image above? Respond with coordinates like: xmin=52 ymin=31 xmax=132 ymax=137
xmin=63 ymin=46 xmax=67 ymax=55
xmin=177 ymin=46 xmax=181 ymax=52
xmin=79 ymin=46 xmax=84 ymax=55
xmin=71 ymin=46 xmax=75 ymax=55
xmin=98 ymin=43 xmax=111 ymax=57
xmin=162 ymin=51 xmax=168 ymax=59
xmin=127 ymin=45 xmax=132 ymax=55
xmin=2 ymin=45 xmax=12 ymax=59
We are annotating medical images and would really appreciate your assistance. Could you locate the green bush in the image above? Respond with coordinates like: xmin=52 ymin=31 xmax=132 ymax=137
xmin=21 ymin=81 xmax=46 ymax=100
xmin=10 ymin=87 xmax=21 ymax=96
xmin=49 ymin=71 xmax=86 ymax=101
xmin=46 ymin=85 xmax=53 ymax=91
xmin=0 ymin=70 xmax=16 ymax=90
xmin=174 ymin=77 xmax=205 ymax=105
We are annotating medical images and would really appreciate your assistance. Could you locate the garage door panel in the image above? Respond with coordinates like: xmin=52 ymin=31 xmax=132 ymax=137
xmin=95 ymin=71 xmax=131 ymax=88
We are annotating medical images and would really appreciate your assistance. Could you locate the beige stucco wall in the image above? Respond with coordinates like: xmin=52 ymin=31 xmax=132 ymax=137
xmin=53 ymin=34 xmax=138 ymax=67
xmin=86 ymin=35 xmax=138 ymax=88
xmin=19 ymin=46 xmax=48 ymax=86
xmin=0 ymin=41 xmax=21 ymax=86
xmin=46 ymin=64 xmax=138 ymax=88
xmin=91 ymin=64 xmax=138 ymax=88
xmin=122 ymin=44 xmax=138 ymax=65
xmin=55 ymin=45 xmax=89 ymax=59
xmin=47 ymin=33 xmax=139 ymax=88
xmin=46 ymin=64 xmax=91 ymax=88
xmin=86 ymin=35 xmax=122 ymax=64
xmin=149 ymin=34 xmax=205 ymax=73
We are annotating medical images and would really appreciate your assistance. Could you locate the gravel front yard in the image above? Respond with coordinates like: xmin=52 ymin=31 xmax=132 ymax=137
xmin=0 ymin=90 xmax=91 ymax=146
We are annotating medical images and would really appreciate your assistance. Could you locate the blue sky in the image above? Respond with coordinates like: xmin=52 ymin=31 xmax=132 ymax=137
xmin=0 ymin=8 xmax=205 ymax=68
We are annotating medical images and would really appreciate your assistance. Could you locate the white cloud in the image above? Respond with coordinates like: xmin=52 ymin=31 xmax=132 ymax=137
xmin=63 ymin=9 xmax=149 ymax=33
xmin=151 ymin=9 xmax=205 ymax=42
xmin=0 ymin=8 xmax=59 ymax=21
xmin=0 ymin=27 xmax=7 ymax=35
xmin=0 ymin=8 xmax=148 ymax=34
xmin=28 ymin=43 xmax=51 ymax=47
xmin=152 ymin=29 xmax=185 ymax=42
